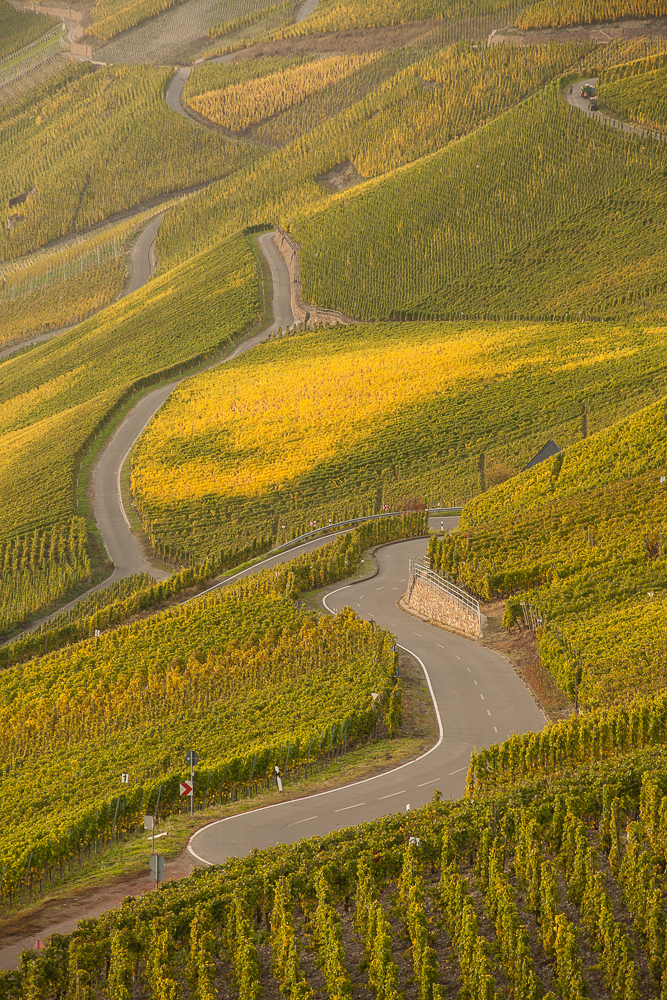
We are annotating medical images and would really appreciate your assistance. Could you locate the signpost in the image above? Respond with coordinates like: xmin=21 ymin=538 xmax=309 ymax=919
xmin=144 ymin=814 xmax=156 ymax=853
xmin=179 ymin=779 xmax=193 ymax=798
xmin=185 ymin=750 xmax=199 ymax=815
xmin=149 ymin=854 xmax=165 ymax=885
xmin=120 ymin=773 xmax=129 ymax=784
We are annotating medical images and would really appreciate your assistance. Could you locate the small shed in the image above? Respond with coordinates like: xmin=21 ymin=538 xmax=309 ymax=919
xmin=521 ymin=439 xmax=560 ymax=473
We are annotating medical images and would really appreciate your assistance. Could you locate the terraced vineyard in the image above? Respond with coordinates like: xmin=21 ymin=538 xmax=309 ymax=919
xmin=279 ymin=0 xmax=521 ymax=36
xmin=0 ymin=2 xmax=56 ymax=60
xmin=599 ymin=52 xmax=667 ymax=129
xmin=429 ymin=394 xmax=667 ymax=709
xmin=189 ymin=53 xmax=381 ymax=133
xmin=0 ymin=61 xmax=257 ymax=260
xmin=0 ymin=234 xmax=258 ymax=539
xmin=93 ymin=0 xmax=283 ymax=63
xmin=0 ymin=517 xmax=91 ymax=640
xmin=132 ymin=319 xmax=667 ymax=565
xmin=515 ymin=0 xmax=667 ymax=27
xmin=0 ymin=205 xmax=177 ymax=348
xmin=4 ymin=0 xmax=667 ymax=967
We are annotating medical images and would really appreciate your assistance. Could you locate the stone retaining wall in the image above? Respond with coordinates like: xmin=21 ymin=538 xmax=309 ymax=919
xmin=274 ymin=228 xmax=355 ymax=328
xmin=405 ymin=577 xmax=481 ymax=637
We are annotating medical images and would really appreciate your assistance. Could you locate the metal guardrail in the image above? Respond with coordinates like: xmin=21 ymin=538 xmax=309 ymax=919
xmin=408 ymin=556 xmax=481 ymax=631
xmin=269 ymin=507 xmax=461 ymax=553
xmin=271 ymin=510 xmax=423 ymax=552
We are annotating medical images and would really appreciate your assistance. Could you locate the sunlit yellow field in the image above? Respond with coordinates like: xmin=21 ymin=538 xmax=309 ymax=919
xmin=131 ymin=319 xmax=667 ymax=565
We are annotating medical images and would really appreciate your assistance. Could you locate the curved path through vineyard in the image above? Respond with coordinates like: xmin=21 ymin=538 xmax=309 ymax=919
xmin=565 ymin=78 xmax=667 ymax=141
xmin=91 ymin=230 xmax=294 ymax=585
xmin=0 ymin=211 xmax=165 ymax=363
xmin=189 ymin=537 xmax=546 ymax=865
xmin=9 ymin=230 xmax=296 ymax=644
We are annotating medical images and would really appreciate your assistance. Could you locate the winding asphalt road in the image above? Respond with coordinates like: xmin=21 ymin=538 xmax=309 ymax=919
xmin=188 ymin=534 xmax=545 ymax=865
xmin=91 ymin=231 xmax=295 ymax=582
xmin=0 ymin=211 xmax=166 ymax=364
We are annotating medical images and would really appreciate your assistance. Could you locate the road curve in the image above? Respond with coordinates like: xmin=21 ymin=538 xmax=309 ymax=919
xmin=124 ymin=212 xmax=163 ymax=294
xmin=189 ymin=535 xmax=546 ymax=866
xmin=565 ymin=78 xmax=667 ymax=142
xmin=165 ymin=67 xmax=192 ymax=120
xmin=9 ymin=231 xmax=295 ymax=639
xmin=91 ymin=231 xmax=295 ymax=583
xmin=0 ymin=212 xmax=165 ymax=364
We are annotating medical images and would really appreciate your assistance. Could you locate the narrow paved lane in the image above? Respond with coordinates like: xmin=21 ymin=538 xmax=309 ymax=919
xmin=8 ymin=231 xmax=295 ymax=638
xmin=189 ymin=535 xmax=545 ymax=865
xmin=91 ymin=231 xmax=294 ymax=583
xmin=565 ymin=77 xmax=667 ymax=142
xmin=1 ymin=211 xmax=166 ymax=363
xmin=125 ymin=212 xmax=163 ymax=294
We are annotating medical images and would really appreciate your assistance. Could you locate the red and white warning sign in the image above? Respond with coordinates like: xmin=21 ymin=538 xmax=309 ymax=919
xmin=179 ymin=780 xmax=193 ymax=797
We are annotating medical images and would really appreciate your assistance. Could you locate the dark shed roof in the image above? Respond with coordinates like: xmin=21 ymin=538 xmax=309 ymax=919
xmin=521 ymin=439 xmax=560 ymax=473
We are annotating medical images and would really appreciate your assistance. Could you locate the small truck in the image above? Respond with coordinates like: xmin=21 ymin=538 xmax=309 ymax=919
xmin=581 ymin=83 xmax=596 ymax=98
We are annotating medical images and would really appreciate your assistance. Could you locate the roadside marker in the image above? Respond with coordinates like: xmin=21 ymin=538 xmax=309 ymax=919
xmin=180 ymin=780 xmax=193 ymax=797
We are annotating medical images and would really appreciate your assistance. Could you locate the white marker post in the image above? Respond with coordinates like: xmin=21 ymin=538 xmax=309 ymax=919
xmin=274 ymin=764 xmax=283 ymax=793
xmin=144 ymin=814 xmax=155 ymax=854
xmin=185 ymin=750 xmax=199 ymax=815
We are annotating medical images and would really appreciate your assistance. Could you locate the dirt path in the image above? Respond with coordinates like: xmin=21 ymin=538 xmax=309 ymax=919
xmin=0 ymin=851 xmax=196 ymax=971
xmin=564 ymin=77 xmax=667 ymax=142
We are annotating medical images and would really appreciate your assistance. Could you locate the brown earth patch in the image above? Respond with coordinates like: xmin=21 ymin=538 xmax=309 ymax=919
xmin=480 ymin=599 xmax=573 ymax=722
xmin=231 ymin=19 xmax=444 ymax=60
xmin=316 ymin=159 xmax=367 ymax=192
xmin=489 ymin=14 xmax=667 ymax=46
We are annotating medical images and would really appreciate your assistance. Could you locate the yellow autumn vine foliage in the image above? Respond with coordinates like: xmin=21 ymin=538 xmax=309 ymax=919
xmin=131 ymin=318 xmax=667 ymax=568
xmin=189 ymin=53 xmax=378 ymax=132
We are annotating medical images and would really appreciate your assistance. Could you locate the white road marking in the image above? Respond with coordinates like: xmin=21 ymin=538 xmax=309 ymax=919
xmin=414 ymin=632 xmax=422 ymax=636
xmin=379 ymin=790 xmax=406 ymax=800
xmin=377 ymin=586 xmax=384 ymax=590
xmin=487 ymin=710 xmax=491 ymax=716
xmin=418 ymin=779 xmax=437 ymax=787
xmin=474 ymin=680 xmax=478 ymax=686
xmin=335 ymin=802 xmax=366 ymax=813
xmin=449 ymin=767 xmax=467 ymax=775
xmin=399 ymin=578 xmax=406 ymax=582
xmin=480 ymin=694 xmax=485 ymax=700
xmin=494 ymin=727 xmax=498 ymax=733
xmin=466 ymin=667 xmax=471 ymax=673
xmin=437 ymin=643 xmax=444 ymax=648
xmin=455 ymin=655 xmax=461 ymax=660
xmin=287 ymin=815 xmax=317 ymax=827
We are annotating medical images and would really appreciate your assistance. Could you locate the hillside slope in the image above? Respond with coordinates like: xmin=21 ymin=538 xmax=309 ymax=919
xmin=430 ymin=394 xmax=667 ymax=707
xmin=0 ymin=234 xmax=258 ymax=539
